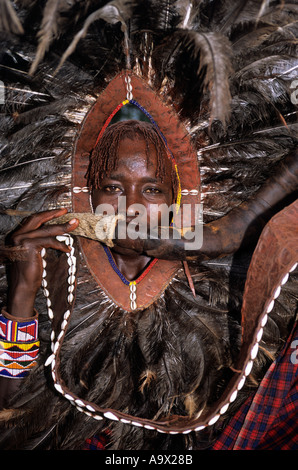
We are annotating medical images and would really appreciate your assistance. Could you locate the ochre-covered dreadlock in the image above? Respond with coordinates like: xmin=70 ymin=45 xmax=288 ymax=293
xmin=85 ymin=120 xmax=179 ymax=200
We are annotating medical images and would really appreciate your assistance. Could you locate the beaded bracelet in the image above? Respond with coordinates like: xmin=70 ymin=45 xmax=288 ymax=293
xmin=0 ymin=309 xmax=39 ymax=379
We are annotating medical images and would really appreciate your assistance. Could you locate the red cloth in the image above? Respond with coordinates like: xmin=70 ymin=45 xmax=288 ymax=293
xmin=212 ymin=321 xmax=298 ymax=450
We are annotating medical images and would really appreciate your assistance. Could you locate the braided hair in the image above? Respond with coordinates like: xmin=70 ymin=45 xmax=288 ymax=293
xmin=85 ymin=120 xmax=179 ymax=199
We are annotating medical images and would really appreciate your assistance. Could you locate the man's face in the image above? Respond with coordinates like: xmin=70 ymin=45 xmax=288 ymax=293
xmin=91 ymin=137 xmax=174 ymax=247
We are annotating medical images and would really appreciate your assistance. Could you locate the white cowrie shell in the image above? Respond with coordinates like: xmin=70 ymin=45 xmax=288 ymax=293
xmin=208 ymin=414 xmax=220 ymax=425
xmin=220 ymin=403 xmax=229 ymax=415
xmin=251 ymin=343 xmax=259 ymax=359
xmin=267 ymin=300 xmax=274 ymax=313
xmin=104 ymin=412 xmax=119 ymax=421
xmin=273 ymin=286 xmax=281 ymax=299
xmin=244 ymin=360 xmax=253 ymax=376
xmin=54 ymin=383 xmax=64 ymax=394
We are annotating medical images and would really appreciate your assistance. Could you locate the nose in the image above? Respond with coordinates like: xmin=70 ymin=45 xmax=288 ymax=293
xmin=125 ymin=190 xmax=146 ymax=220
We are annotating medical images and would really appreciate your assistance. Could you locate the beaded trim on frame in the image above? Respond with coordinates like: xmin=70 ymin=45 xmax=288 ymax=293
xmin=40 ymin=235 xmax=297 ymax=434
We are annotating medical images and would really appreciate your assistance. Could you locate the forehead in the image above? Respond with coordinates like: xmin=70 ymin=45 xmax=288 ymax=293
xmin=109 ymin=136 xmax=173 ymax=181
xmin=115 ymin=137 xmax=157 ymax=171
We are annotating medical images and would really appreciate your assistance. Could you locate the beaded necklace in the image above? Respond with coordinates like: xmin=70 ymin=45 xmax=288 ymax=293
xmin=102 ymin=244 xmax=158 ymax=310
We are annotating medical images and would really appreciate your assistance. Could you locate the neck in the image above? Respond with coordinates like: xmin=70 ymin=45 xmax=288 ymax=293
xmin=109 ymin=248 xmax=153 ymax=281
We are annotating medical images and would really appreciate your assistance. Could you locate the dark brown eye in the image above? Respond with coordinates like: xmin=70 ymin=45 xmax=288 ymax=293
xmin=104 ymin=186 xmax=121 ymax=192
xmin=144 ymin=187 xmax=162 ymax=194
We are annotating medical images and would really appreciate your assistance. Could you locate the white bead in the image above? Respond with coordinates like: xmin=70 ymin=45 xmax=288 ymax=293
xmin=290 ymin=263 xmax=297 ymax=272
xmin=220 ymin=403 xmax=229 ymax=415
xmin=48 ymin=308 xmax=53 ymax=319
xmin=56 ymin=235 xmax=67 ymax=242
xmin=40 ymin=248 xmax=46 ymax=257
xmin=104 ymin=411 xmax=119 ymax=421
xmin=68 ymin=265 xmax=76 ymax=275
xmin=68 ymin=275 xmax=75 ymax=284
xmin=251 ymin=343 xmax=259 ymax=359
xmin=42 ymin=279 xmax=47 ymax=288
xmin=267 ymin=300 xmax=274 ymax=313
xmin=208 ymin=414 xmax=220 ymax=426
xmin=194 ymin=425 xmax=205 ymax=432
xmin=43 ymin=288 xmax=49 ymax=297
xmin=75 ymin=399 xmax=85 ymax=408
xmin=237 ymin=376 xmax=246 ymax=391
xmin=72 ymin=187 xmax=82 ymax=193
xmin=229 ymin=390 xmax=238 ymax=403
xmin=64 ymin=394 xmax=75 ymax=401
xmin=130 ymin=284 xmax=136 ymax=292
xmin=45 ymin=354 xmax=55 ymax=367
xmin=57 ymin=331 xmax=64 ymax=341
xmin=46 ymin=298 xmax=51 ymax=307
xmin=93 ymin=414 xmax=103 ymax=421
xmin=244 ymin=360 xmax=253 ymax=376
xmin=51 ymin=331 xmax=55 ymax=341
xmin=68 ymin=293 xmax=74 ymax=303
xmin=131 ymin=421 xmax=143 ymax=427
xmin=130 ymin=292 xmax=136 ymax=301
xmin=54 ymin=383 xmax=64 ymax=394
xmin=54 ymin=341 xmax=59 ymax=353
xmin=64 ymin=310 xmax=71 ymax=319
xmin=68 ymin=285 xmax=74 ymax=293
xmin=261 ymin=313 xmax=268 ymax=326
xmin=144 ymin=425 xmax=155 ymax=430
xmin=257 ymin=328 xmax=263 ymax=342
xmin=273 ymin=285 xmax=281 ymax=299
xmin=86 ymin=405 xmax=96 ymax=412
xmin=61 ymin=319 xmax=68 ymax=330
xmin=130 ymin=300 xmax=137 ymax=310
xmin=42 ymin=259 xmax=47 ymax=269
xmin=281 ymin=273 xmax=289 ymax=285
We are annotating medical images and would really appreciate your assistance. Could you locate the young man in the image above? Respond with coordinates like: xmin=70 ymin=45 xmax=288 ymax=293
xmin=0 ymin=120 xmax=297 ymax=450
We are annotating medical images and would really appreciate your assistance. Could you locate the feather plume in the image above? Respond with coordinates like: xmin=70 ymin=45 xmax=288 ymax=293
xmin=55 ymin=0 xmax=135 ymax=74
xmin=174 ymin=0 xmax=203 ymax=29
xmin=29 ymin=0 xmax=61 ymax=75
xmin=177 ymin=30 xmax=233 ymax=126
xmin=0 ymin=0 xmax=24 ymax=34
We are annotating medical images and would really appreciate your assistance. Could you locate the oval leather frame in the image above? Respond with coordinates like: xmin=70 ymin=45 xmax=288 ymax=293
xmin=72 ymin=70 xmax=201 ymax=306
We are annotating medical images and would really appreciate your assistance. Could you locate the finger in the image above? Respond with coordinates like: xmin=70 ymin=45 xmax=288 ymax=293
xmin=14 ymin=208 xmax=69 ymax=236
xmin=19 ymin=236 xmax=73 ymax=254
xmin=12 ymin=218 xmax=79 ymax=245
